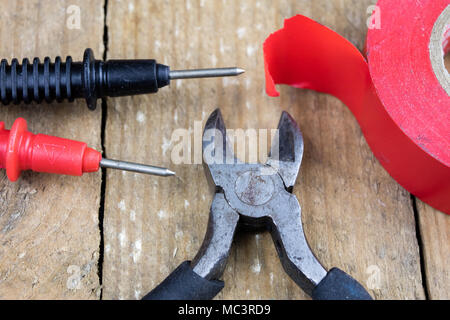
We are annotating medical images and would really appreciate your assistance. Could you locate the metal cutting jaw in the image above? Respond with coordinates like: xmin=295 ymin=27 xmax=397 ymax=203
xmin=143 ymin=109 xmax=371 ymax=300
xmin=191 ymin=109 xmax=327 ymax=296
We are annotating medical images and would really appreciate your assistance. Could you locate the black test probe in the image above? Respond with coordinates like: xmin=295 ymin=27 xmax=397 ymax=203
xmin=0 ymin=48 xmax=244 ymax=109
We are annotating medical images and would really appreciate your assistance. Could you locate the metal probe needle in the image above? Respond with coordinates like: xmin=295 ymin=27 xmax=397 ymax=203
xmin=100 ymin=158 xmax=175 ymax=177
xmin=169 ymin=67 xmax=245 ymax=80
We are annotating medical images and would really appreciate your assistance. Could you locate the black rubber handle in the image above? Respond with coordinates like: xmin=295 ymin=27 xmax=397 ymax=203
xmin=0 ymin=48 xmax=170 ymax=110
xmin=312 ymin=268 xmax=372 ymax=300
xmin=142 ymin=261 xmax=224 ymax=300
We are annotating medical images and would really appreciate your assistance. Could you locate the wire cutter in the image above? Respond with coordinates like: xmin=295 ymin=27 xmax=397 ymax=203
xmin=143 ymin=109 xmax=372 ymax=300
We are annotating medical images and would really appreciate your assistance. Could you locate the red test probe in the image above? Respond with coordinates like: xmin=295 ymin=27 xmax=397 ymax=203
xmin=0 ymin=118 xmax=175 ymax=181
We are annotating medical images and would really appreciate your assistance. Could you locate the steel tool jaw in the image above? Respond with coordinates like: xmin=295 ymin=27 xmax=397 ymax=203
xmin=202 ymin=109 xmax=243 ymax=190
xmin=202 ymin=109 xmax=304 ymax=191
xmin=202 ymin=109 xmax=236 ymax=165
xmin=267 ymin=111 xmax=304 ymax=190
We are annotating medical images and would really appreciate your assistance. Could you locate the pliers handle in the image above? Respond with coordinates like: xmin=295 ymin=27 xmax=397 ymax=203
xmin=142 ymin=264 xmax=372 ymax=300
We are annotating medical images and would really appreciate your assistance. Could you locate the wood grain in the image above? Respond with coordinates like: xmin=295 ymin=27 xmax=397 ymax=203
xmin=0 ymin=0 xmax=104 ymax=299
xmin=103 ymin=0 xmax=426 ymax=300
xmin=418 ymin=202 xmax=450 ymax=300
xmin=419 ymin=42 xmax=450 ymax=299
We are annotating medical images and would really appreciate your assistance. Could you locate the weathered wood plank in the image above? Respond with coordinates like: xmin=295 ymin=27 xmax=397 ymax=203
xmin=103 ymin=0 xmax=425 ymax=299
xmin=418 ymin=202 xmax=450 ymax=300
xmin=0 ymin=0 xmax=104 ymax=299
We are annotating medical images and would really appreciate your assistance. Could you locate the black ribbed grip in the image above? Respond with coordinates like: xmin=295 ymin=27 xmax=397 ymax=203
xmin=0 ymin=48 xmax=170 ymax=110
xmin=1 ymin=55 xmax=78 ymax=106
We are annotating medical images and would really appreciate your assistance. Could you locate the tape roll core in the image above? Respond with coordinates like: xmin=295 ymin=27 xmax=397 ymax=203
xmin=430 ymin=5 xmax=450 ymax=95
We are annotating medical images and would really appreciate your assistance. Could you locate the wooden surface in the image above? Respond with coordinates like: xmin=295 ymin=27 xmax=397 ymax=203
xmin=0 ymin=0 xmax=448 ymax=300
xmin=418 ymin=201 xmax=450 ymax=299
xmin=0 ymin=0 xmax=104 ymax=299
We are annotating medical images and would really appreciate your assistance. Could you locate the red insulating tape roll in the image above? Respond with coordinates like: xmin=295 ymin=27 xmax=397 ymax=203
xmin=263 ymin=1 xmax=450 ymax=214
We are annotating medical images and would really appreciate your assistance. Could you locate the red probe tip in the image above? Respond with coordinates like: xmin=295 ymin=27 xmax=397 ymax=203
xmin=0 ymin=118 xmax=102 ymax=181
xmin=82 ymin=148 xmax=103 ymax=173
